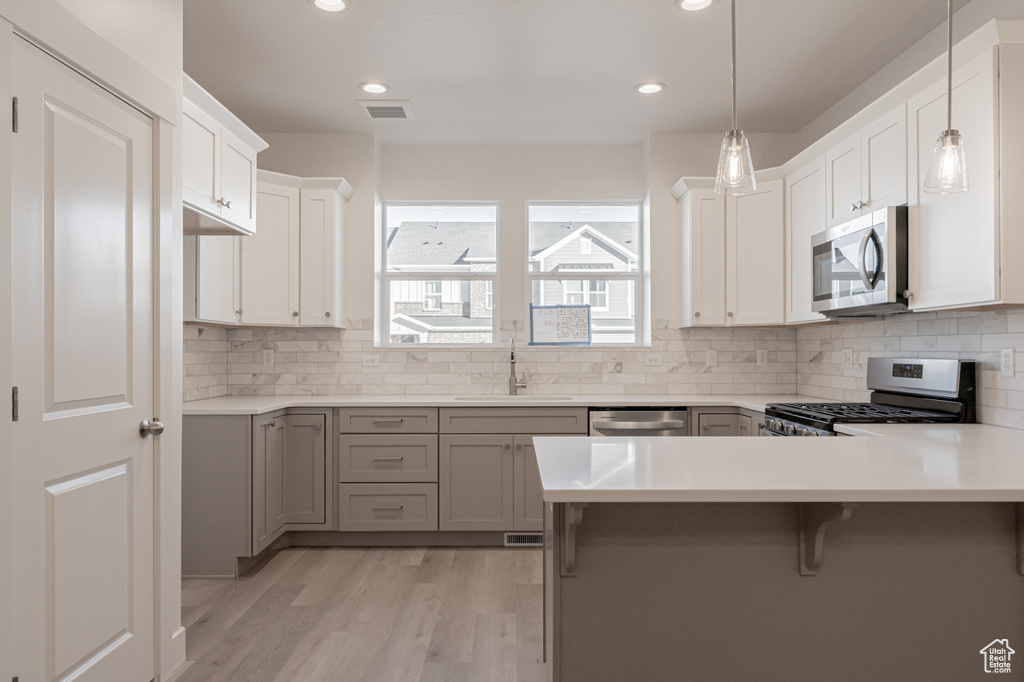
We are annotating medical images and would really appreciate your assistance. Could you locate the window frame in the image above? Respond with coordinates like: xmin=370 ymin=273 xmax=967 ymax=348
xmin=381 ymin=201 xmax=500 ymax=347
xmin=526 ymin=201 xmax=644 ymax=347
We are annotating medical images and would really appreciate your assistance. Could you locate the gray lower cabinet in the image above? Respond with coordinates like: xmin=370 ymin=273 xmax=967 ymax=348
xmin=438 ymin=408 xmax=588 ymax=532
xmin=337 ymin=408 xmax=440 ymax=532
xmin=182 ymin=408 xmax=332 ymax=577
xmin=690 ymin=407 xmax=765 ymax=437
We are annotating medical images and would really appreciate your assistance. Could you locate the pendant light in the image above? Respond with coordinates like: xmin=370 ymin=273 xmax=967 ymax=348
xmin=923 ymin=0 xmax=968 ymax=193
xmin=714 ymin=0 xmax=756 ymax=195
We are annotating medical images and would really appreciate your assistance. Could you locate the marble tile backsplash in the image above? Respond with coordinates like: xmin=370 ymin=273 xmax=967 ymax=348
xmin=182 ymin=319 xmax=798 ymax=401
xmin=796 ymin=308 xmax=1024 ymax=430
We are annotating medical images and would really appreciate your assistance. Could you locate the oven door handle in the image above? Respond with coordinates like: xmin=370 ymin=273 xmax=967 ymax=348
xmin=592 ymin=420 xmax=689 ymax=431
xmin=857 ymin=228 xmax=883 ymax=291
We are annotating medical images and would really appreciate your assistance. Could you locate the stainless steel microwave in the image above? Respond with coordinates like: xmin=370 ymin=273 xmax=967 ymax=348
xmin=811 ymin=205 xmax=908 ymax=317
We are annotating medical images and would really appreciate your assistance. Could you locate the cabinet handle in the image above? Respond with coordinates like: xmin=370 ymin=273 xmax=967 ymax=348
xmin=235 ymin=309 xmax=242 ymax=315
xmin=703 ymin=423 xmax=710 ymax=430
xmin=504 ymin=443 xmax=511 ymax=449
xmin=292 ymin=311 xmax=299 ymax=318
xmin=515 ymin=443 xmax=523 ymax=450
xmin=373 ymin=505 xmax=403 ymax=512
xmin=269 ymin=420 xmax=276 ymax=428
xmin=373 ymin=418 xmax=404 ymax=424
xmin=373 ymin=455 xmax=405 ymax=462
xmin=314 ymin=423 xmax=322 ymax=430
xmin=727 ymin=311 xmax=734 ymax=318
xmin=694 ymin=311 xmax=701 ymax=318
xmin=218 ymin=197 xmax=233 ymax=209
xmin=850 ymin=202 xmax=858 ymax=212
xmin=325 ymin=311 xmax=331 ymax=318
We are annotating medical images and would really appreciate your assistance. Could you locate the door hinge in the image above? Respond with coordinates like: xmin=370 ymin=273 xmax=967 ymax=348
xmin=12 ymin=96 xmax=17 ymax=133
xmin=12 ymin=386 xmax=18 ymax=422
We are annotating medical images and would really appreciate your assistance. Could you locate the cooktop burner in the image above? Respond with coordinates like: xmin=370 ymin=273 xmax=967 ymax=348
xmin=767 ymin=402 xmax=959 ymax=423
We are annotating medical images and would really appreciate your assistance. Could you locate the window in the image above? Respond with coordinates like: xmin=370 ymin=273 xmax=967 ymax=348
xmin=528 ymin=203 xmax=642 ymax=344
xmin=382 ymin=203 xmax=497 ymax=345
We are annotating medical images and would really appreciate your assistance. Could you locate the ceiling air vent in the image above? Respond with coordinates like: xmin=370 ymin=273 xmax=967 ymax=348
xmin=357 ymin=99 xmax=415 ymax=120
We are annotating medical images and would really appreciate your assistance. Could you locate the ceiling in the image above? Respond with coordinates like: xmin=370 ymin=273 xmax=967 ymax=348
xmin=183 ymin=0 xmax=965 ymax=145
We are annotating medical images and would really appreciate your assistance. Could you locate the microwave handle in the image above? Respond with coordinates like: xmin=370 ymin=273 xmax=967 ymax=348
xmin=857 ymin=229 xmax=883 ymax=290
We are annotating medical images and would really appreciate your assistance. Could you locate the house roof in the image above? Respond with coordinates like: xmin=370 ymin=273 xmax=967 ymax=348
xmin=529 ymin=222 xmax=637 ymax=259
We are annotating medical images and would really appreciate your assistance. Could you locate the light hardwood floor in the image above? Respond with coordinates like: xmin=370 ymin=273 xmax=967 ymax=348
xmin=170 ymin=547 xmax=546 ymax=682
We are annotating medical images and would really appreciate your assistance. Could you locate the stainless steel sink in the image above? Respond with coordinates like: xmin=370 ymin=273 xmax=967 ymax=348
xmin=453 ymin=395 xmax=575 ymax=401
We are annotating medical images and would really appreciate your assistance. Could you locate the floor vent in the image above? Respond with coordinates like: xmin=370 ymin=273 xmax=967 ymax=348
xmin=504 ymin=532 xmax=543 ymax=547
xmin=357 ymin=99 xmax=415 ymax=120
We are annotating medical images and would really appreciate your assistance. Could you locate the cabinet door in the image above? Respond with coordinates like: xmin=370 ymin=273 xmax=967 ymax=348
xmin=439 ymin=435 xmax=513 ymax=531
xmin=195 ymin=235 xmax=240 ymax=324
xmin=253 ymin=413 xmax=287 ymax=554
xmin=785 ymin=158 xmax=827 ymax=324
xmin=907 ymin=48 xmax=997 ymax=310
xmin=299 ymin=188 xmax=341 ymax=326
xmin=241 ymin=183 xmax=300 ymax=325
xmin=737 ymin=414 xmax=753 ymax=437
xmin=219 ymin=128 xmax=259 ymax=235
xmin=513 ymin=435 xmax=545 ymax=532
xmin=182 ymin=97 xmax=221 ymax=215
xmin=283 ymin=414 xmax=326 ymax=525
xmin=726 ymin=179 xmax=784 ymax=325
xmin=697 ymin=413 xmax=740 ymax=436
xmin=683 ymin=189 xmax=726 ymax=326
xmin=825 ymin=133 xmax=862 ymax=228
xmin=861 ymin=104 xmax=907 ymax=210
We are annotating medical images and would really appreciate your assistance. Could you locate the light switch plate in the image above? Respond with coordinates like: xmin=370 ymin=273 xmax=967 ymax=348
xmin=262 ymin=349 xmax=274 ymax=369
xmin=756 ymin=349 xmax=768 ymax=367
xmin=645 ymin=354 xmax=663 ymax=367
xmin=706 ymin=349 xmax=718 ymax=367
xmin=1001 ymin=348 xmax=1015 ymax=378
xmin=362 ymin=355 xmax=381 ymax=368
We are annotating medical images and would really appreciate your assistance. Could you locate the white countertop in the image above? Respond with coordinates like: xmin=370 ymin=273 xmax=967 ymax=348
xmin=533 ymin=423 xmax=1024 ymax=503
xmin=182 ymin=393 xmax=801 ymax=415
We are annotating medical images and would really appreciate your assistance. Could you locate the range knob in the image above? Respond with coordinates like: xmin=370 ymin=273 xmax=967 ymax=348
xmin=806 ymin=431 xmax=820 ymax=437
xmin=784 ymin=424 xmax=797 ymax=436
xmin=797 ymin=428 xmax=809 ymax=437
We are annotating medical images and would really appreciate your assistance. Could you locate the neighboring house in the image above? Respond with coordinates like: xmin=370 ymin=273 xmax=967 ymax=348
xmin=386 ymin=221 xmax=637 ymax=343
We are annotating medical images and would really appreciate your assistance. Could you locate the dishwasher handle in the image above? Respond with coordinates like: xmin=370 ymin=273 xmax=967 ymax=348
xmin=592 ymin=420 xmax=689 ymax=431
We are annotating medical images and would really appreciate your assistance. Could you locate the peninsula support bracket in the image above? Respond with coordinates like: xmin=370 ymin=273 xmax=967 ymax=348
xmin=1016 ymin=504 xmax=1024 ymax=576
xmin=560 ymin=502 xmax=588 ymax=577
xmin=799 ymin=502 xmax=855 ymax=576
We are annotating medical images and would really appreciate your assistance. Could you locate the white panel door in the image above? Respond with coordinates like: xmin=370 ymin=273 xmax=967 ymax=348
xmin=241 ymin=183 xmax=300 ymax=325
xmin=861 ymin=104 xmax=907 ymax=211
xmin=825 ymin=134 xmax=862 ymax=228
xmin=182 ymin=96 xmax=220 ymax=215
xmin=727 ymin=179 xmax=785 ymax=325
xmin=219 ymin=127 xmax=258 ymax=234
xmin=685 ymin=189 xmax=726 ymax=326
xmin=196 ymin=235 xmax=240 ymax=324
xmin=785 ymin=157 xmax=827 ymax=323
xmin=907 ymin=48 xmax=998 ymax=310
xmin=299 ymin=188 xmax=337 ymax=326
xmin=11 ymin=38 xmax=155 ymax=682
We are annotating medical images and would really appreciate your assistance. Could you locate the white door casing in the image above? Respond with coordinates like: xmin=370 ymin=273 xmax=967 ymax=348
xmin=11 ymin=36 xmax=155 ymax=682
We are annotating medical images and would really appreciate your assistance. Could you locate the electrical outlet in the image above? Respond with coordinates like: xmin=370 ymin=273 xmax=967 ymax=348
xmin=1001 ymin=348 xmax=1015 ymax=378
xmin=706 ymin=349 xmax=718 ymax=367
xmin=262 ymin=349 xmax=274 ymax=369
xmin=756 ymin=349 xmax=768 ymax=367
xmin=362 ymin=355 xmax=381 ymax=368
xmin=843 ymin=348 xmax=854 ymax=369
xmin=645 ymin=354 xmax=663 ymax=367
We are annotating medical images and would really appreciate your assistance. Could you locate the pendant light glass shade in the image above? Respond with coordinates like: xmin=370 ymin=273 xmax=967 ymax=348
xmin=714 ymin=0 xmax=756 ymax=195
xmin=923 ymin=0 xmax=967 ymax=194
xmin=715 ymin=130 xmax=756 ymax=195
xmin=924 ymin=129 xmax=968 ymax=193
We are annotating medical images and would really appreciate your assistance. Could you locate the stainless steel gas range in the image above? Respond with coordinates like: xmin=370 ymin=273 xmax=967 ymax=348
xmin=763 ymin=357 xmax=976 ymax=437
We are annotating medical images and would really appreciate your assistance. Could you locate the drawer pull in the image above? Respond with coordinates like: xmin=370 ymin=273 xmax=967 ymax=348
xmin=372 ymin=418 xmax=405 ymax=424
xmin=373 ymin=456 xmax=405 ymax=462
xmin=373 ymin=505 xmax=404 ymax=512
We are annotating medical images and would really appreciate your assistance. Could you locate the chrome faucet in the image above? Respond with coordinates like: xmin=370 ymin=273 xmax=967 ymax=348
xmin=509 ymin=338 xmax=527 ymax=396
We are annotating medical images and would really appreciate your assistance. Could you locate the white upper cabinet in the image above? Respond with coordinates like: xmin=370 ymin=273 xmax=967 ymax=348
xmin=676 ymin=177 xmax=784 ymax=327
xmin=826 ymin=105 xmax=907 ymax=228
xmin=239 ymin=171 xmax=353 ymax=327
xmin=184 ymin=234 xmax=241 ymax=325
xmin=906 ymin=45 xmax=1024 ymax=311
xmin=182 ymin=74 xmax=268 ymax=237
xmin=785 ymin=157 xmax=827 ymax=324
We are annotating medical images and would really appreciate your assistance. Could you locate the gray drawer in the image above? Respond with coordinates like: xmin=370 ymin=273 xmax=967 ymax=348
xmin=337 ymin=483 xmax=438 ymax=531
xmin=337 ymin=408 xmax=438 ymax=434
xmin=339 ymin=434 xmax=438 ymax=483
xmin=439 ymin=407 xmax=589 ymax=434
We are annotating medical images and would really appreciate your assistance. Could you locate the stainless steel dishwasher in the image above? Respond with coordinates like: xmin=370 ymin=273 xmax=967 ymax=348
xmin=588 ymin=408 xmax=689 ymax=436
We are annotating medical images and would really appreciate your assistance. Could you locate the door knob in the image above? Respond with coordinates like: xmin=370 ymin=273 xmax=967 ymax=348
xmin=139 ymin=418 xmax=165 ymax=437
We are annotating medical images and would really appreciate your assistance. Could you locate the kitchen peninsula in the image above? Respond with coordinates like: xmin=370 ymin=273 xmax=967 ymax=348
xmin=535 ymin=424 xmax=1024 ymax=682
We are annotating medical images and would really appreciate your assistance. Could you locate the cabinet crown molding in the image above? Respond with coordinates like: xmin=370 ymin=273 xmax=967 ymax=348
xmin=257 ymin=169 xmax=354 ymax=199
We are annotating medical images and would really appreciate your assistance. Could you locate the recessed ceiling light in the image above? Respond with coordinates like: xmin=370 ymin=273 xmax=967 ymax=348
xmin=311 ymin=0 xmax=347 ymax=12
xmin=635 ymin=82 xmax=666 ymax=95
xmin=677 ymin=0 xmax=712 ymax=10
xmin=359 ymin=82 xmax=390 ymax=94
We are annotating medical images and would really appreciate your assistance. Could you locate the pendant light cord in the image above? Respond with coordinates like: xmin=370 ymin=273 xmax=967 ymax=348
xmin=731 ymin=0 xmax=737 ymax=131
xmin=946 ymin=0 xmax=953 ymax=131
